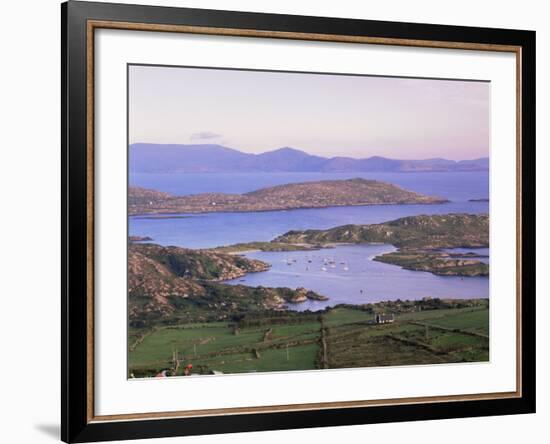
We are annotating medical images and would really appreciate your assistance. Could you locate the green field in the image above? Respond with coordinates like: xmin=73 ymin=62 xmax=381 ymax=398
xmin=419 ymin=308 xmax=489 ymax=335
xmin=129 ymin=303 xmax=489 ymax=378
xmin=322 ymin=306 xmax=489 ymax=367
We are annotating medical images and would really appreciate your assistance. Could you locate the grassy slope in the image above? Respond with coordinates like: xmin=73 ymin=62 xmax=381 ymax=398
xmin=129 ymin=304 xmax=489 ymax=377
xmin=130 ymin=243 xmax=268 ymax=281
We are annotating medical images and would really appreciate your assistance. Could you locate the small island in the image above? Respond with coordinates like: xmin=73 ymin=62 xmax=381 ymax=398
xmin=128 ymin=179 xmax=448 ymax=215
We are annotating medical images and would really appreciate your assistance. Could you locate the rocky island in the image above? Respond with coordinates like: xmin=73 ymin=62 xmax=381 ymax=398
xmin=128 ymin=178 xmax=448 ymax=215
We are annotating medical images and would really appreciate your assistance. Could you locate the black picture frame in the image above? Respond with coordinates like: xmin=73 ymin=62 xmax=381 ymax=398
xmin=62 ymin=1 xmax=536 ymax=442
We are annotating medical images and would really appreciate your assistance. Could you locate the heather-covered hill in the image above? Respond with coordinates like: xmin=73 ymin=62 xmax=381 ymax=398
xmin=128 ymin=243 xmax=327 ymax=327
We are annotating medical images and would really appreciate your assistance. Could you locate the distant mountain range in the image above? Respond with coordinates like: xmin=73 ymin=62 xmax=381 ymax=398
xmin=129 ymin=143 xmax=489 ymax=173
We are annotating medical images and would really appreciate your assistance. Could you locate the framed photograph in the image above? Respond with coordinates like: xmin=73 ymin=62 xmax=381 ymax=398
xmin=62 ymin=1 xmax=536 ymax=442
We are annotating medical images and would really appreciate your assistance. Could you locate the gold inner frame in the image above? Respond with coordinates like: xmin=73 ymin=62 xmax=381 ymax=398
xmin=86 ymin=19 xmax=523 ymax=423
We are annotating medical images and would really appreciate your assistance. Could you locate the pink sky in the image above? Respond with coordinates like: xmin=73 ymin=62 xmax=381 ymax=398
xmin=129 ymin=65 xmax=490 ymax=160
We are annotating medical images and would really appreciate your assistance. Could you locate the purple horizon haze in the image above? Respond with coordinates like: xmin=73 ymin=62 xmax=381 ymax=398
xmin=129 ymin=65 xmax=490 ymax=161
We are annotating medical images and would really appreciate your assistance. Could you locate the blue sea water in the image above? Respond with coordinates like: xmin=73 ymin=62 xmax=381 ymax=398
xmin=128 ymin=171 xmax=489 ymax=306
xmin=223 ymin=245 xmax=489 ymax=311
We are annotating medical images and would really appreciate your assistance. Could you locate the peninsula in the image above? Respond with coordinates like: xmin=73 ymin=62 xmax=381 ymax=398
xmin=274 ymin=213 xmax=489 ymax=249
xmin=129 ymin=178 xmax=448 ymax=215
xmin=128 ymin=243 xmax=328 ymax=327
